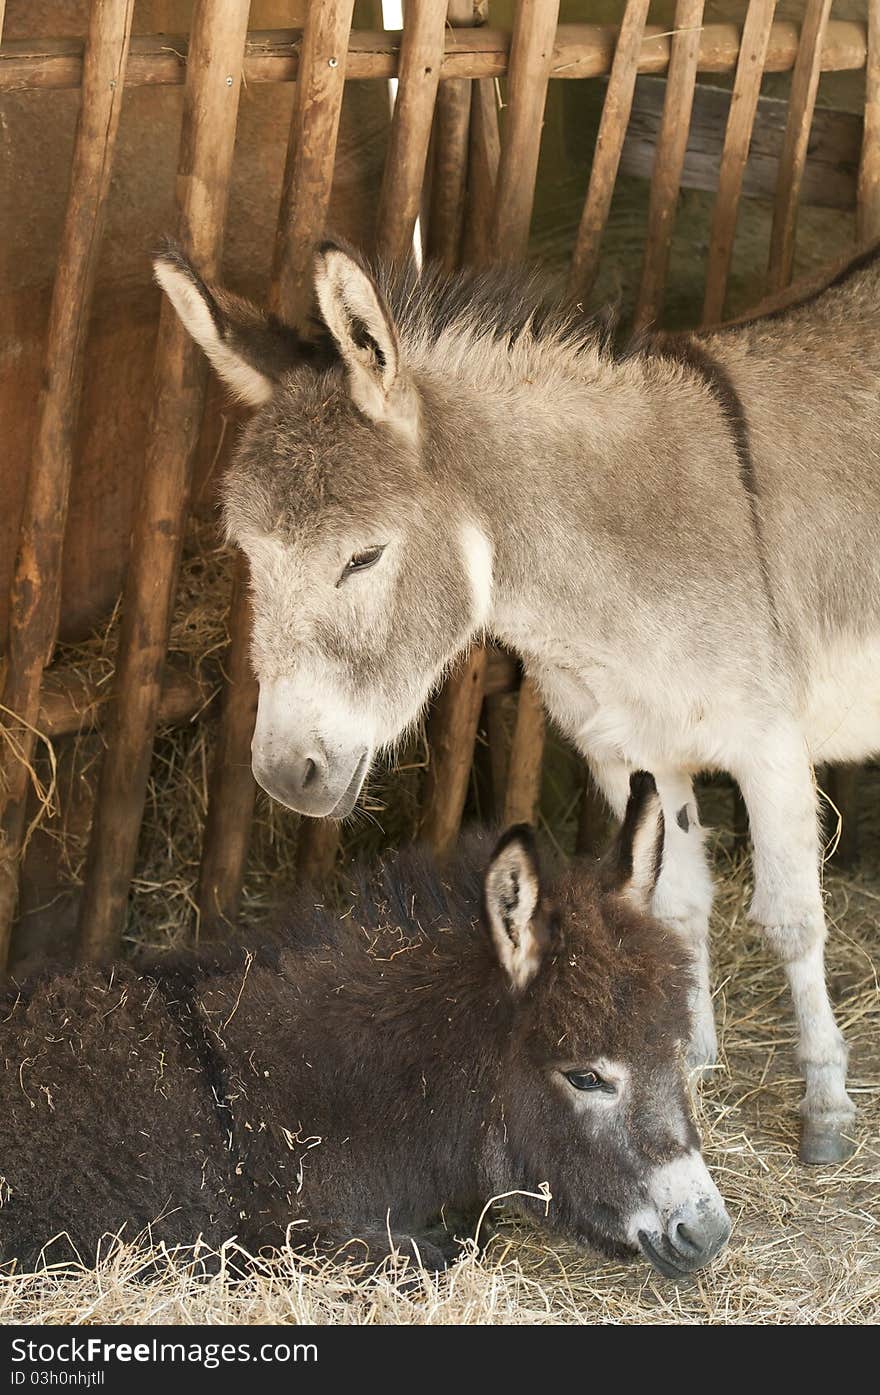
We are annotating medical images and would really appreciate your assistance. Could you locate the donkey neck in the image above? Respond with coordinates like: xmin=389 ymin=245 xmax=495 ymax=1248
xmin=419 ymin=345 xmax=665 ymax=658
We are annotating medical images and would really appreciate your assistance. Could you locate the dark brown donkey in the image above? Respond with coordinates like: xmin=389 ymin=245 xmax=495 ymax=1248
xmin=0 ymin=777 xmax=729 ymax=1279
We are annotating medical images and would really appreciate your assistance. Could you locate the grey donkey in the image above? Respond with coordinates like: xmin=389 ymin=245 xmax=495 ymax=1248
xmin=155 ymin=237 xmax=880 ymax=1164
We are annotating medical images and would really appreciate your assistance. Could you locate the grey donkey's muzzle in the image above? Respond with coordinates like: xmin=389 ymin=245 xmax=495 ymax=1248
xmin=251 ymin=743 xmax=369 ymax=819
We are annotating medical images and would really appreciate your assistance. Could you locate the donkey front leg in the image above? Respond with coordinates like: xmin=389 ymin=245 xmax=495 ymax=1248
xmin=588 ymin=758 xmax=716 ymax=1072
xmin=735 ymin=729 xmax=856 ymax=1164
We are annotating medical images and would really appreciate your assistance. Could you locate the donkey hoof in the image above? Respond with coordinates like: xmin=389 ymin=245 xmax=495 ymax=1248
xmin=799 ymin=1123 xmax=856 ymax=1166
xmin=685 ymin=1028 xmax=718 ymax=1079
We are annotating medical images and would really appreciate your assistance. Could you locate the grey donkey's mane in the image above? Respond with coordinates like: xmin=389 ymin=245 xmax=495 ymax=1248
xmin=310 ymin=244 xmax=618 ymax=366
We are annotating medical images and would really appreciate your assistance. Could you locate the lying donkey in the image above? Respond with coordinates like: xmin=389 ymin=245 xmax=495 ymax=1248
xmin=155 ymin=240 xmax=880 ymax=1164
xmin=0 ymin=777 xmax=729 ymax=1278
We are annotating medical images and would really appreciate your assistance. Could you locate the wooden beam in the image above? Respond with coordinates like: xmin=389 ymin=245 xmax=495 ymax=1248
xmin=633 ymin=0 xmax=705 ymax=333
xmin=76 ymin=0 xmax=252 ymax=963
xmin=0 ymin=21 xmax=869 ymax=93
xmin=703 ymin=0 xmax=778 ymax=324
xmin=0 ymin=0 xmax=135 ymax=969
xmin=621 ymin=78 xmax=860 ymax=214
xmin=767 ymin=0 xmax=833 ymax=293
xmin=38 ymin=661 xmax=216 ymax=740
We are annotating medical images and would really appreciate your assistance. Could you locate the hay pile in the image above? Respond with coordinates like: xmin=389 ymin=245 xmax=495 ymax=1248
xmin=3 ymin=850 xmax=878 ymax=1325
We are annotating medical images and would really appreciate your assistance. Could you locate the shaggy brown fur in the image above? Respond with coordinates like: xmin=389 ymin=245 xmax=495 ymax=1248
xmin=0 ymin=781 xmax=719 ymax=1277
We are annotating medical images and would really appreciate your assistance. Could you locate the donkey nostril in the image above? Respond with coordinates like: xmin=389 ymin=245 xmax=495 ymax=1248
xmin=302 ymin=757 xmax=317 ymax=789
xmin=673 ymin=1221 xmax=702 ymax=1255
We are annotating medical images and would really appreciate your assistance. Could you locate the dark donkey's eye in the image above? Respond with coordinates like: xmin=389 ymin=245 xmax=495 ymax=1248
xmin=338 ymin=545 xmax=386 ymax=586
xmin=565 ymin=1069 xmax=608 ymax=1092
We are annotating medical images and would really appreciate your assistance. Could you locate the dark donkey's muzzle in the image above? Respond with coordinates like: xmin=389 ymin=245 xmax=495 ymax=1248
xmin=638 ymin=1204 xmax=732 ymax=1279
xmin=630 ymin=1149 xmax=732 ymax=1279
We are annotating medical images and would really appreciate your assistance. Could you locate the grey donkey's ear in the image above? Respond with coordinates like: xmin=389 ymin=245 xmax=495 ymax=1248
xmin=153 ymin=242 xmax=308 ymax=406
xmin=600 ymin=772 xmax=664 ymax=913
xmin=313 ymin=242 xmax=418 ymax=441
xmin=483 ymin=825 xmax=553 ymax=992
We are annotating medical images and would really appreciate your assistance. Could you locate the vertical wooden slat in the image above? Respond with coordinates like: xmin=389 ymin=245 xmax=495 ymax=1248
xmin=420 ymin=648 xmax=488 ymax=855
xmin=766 ymin=0 xmax=833 ymax=293
xmin=271 ymin=0 xmax=358 ymax=327
xmin=77 ymin=0 xmax=252 ymax=963
xmin=375 ymin=1 xmax=449 ymax=262
xmin=567 ymin=0 xmax=651 ymax=304
xmin=489 ymin=0 xmax=561 ymax=826
xmin=0 ymin=0 xmax=135 ymax=968
xmin=195 ymin=562 xmax=258 ymax=934
xmin=502 ymin=677 xmax=545 ymax=825
xmin=702 ymin=0 xmax=777 ymax=325
xmin=489 ymin=0 xmax=560 ymax=260
xmin=198 ymin=0 xmax=357 ymax=919
xmin=427 ymin=1 xmax=486 ymax=271
xmin=633 ymin=0 xmax=705 ymax=333
xmin=858 ymin=0 xmax=880 ymax=243
xmin=423 ymin=0 xmax=560 ymax=849
xmin=461 ymin=75 xmax=501 ymax=265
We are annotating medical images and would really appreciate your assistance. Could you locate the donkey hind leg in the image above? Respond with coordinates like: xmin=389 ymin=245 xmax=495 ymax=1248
xmin=736 ymin=730 xmax=856 ymax=1164
xmin=589 ymin=758 xmax=717 ymax=1073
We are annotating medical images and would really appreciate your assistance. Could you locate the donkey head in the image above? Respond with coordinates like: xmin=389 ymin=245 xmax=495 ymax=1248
xmin=156 ymin=242 xmax=491 ymax=816
xmin=481 ymin=774 xmax=731 ymax=1277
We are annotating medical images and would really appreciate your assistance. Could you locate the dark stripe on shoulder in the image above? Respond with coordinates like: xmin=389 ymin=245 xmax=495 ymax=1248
xmin=642 ymin=331 xmax=779 ymax=631
xmin=716 ymin=239 xmax=880 ymax=331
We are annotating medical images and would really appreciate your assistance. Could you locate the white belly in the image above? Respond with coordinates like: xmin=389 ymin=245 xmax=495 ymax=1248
xmin=802 ymin=636 xmax=880 ymax=763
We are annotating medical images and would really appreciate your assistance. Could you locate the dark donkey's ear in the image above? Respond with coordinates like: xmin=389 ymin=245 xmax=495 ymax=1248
xmin=313 ymin=241 xmax=419 ymax=442
xmin=483 ymin=826 xmax=553 ymax=992
xmin=600 ymin=772 xmax=665 ymax=913
xmin=153 ymin=240 xmax=315 ymax=406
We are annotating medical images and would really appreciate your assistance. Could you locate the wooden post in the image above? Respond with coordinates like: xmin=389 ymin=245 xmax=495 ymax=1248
xmin=766 ymin=0 xmax=833 ymax=293
xmin=427 ymin=2 xmax=488 ymax=271
xmin=375 ymin=1 xmax=448 ymax=263
xmin=195 ymin=562 xmax=258 ymax=935
xmin=702 ymin=0 xmax=777 ymax=325
xmin=420 ymin=648 xmax=488 ymax=856
xmin=567 ymin=0 xmax=651 ymax=304
xmin=488 ymin=0 xmax=560 ymax=829
xmin=633 ymin=0 xmax=705 ymax=333
xmin=858 ymin=0 xmax=880 ymax=242
xmin=197 ymin=0 xmax=357 ymax=918
xmin=489 ymin=0 xmax=560 ymax=259
xmin=461 ymin=75 xmax=501 ymax=265
xmin=76 ymin=0 xmax=251 ymax=963
xmin=422 ymin=1 xmax=560 ymax=850
xmin=0 ymin=0 xmax=135 ymax=969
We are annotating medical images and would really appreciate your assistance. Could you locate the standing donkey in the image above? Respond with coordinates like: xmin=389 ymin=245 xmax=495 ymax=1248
xmin=156 ymin=239 xmax=880 ymax=1164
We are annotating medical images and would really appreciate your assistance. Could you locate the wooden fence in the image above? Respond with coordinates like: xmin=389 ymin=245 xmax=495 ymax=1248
xmin=1 ymin=0 xmax=877 ymax=968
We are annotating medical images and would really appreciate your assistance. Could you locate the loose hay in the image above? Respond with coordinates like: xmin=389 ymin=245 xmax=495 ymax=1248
xmin=3 ymin=852 xmax=878 ymax=1325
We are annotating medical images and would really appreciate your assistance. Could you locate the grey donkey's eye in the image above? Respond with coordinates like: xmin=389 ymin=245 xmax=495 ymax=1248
xmin=565 ymin=1069 xmax=611 ymax=1092
xmin=337 ymin=545 xmax=386 ymax=586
